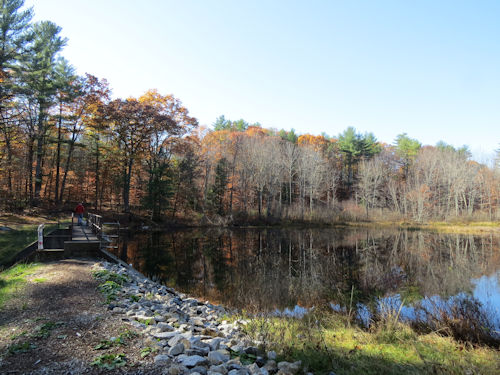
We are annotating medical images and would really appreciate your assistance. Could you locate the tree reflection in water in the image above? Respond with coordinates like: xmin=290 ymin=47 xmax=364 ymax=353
xmin=113 ymin=227 xmax=500 ymax=331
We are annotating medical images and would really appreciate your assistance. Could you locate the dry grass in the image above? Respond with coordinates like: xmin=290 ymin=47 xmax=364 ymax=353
xmin=239 ymin=308 xmax=500 ymax=375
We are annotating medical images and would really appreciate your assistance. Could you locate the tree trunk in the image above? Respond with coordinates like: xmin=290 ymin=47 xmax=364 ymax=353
xmin=0 ymin=115 xmax=13 ymax=194
xmin=123 ymin=159 xmax=133 ymax=213
xmin=310 ymin=186 xmax=313 ymax=212
xmin=258 ymin=189 xmax=262 ymax=218
xmin=34 ymin=108 xmax=47 ymax=205
xmin=266 ymin=191 xmax=273 ymax=218
xmin=59 ymin=140 xmax=75 ymax=203
xmin=94 ymin=140 xmax=100 ymax=209
xmin=27 ymin=138 xmax=34 ymax=203
xmin=54 ymin=104 xmax=62 ymax=204
xmin=171 ymin=168 xmax=182 ymax=220
xmin=34 ymin=133 xmax=44 ymax=204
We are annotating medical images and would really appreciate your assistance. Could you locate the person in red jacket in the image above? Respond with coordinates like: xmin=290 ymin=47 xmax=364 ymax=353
xmin=75 ymin=203 xmax=85 ymax=226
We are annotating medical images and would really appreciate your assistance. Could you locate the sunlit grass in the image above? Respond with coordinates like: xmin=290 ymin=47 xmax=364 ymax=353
xmin=239 ymin=310 xmax=500 ymax=375
xmin=343 ymin=220 xmax=500 ymax=234
xmin=0 ymin=224 xmax=60 ymax=266
xmin=0 ymin=263 xmax=41 ymax=308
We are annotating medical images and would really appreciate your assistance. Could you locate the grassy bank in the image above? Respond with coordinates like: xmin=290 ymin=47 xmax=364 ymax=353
xmin=0 ymin=263 xmax=42 ymax=308
xmin=237 ymin=310 xmax=499 ymax=375
xmin=0 ymin=224 xmax=61 ymax=266
xmin=339 ymin=220 xmax=500 ymax=234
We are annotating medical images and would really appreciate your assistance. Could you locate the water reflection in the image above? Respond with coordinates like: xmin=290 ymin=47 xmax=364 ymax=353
xmin=112 ymin=227 xmax=500 ymax=329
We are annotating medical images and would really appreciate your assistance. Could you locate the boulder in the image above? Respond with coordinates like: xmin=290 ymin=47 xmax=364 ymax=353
xmin=166 ymin=364 xmax=189 ymax=375
xmin=228 ymin=369 xmax=249 ymax=375
xmin=209 ymin=364 xmax=229 ymax=374
xmin=153 ymin=354 xmax=171 ymax=365
xmin=277 ymin=361 xmax=301 ymax=375
xmin=181 ymin=355 xmax=209 ymax=368
xmin=168 ymin=333 xmax=187 ymax=347
xmin=247 ymin=363 xmax=269 ymax=375
xmin=191 ymin=366 xmax=209 ymax=375
xmin=168 ymin=343 xmax=185 ymax=356
xmin=152 ymin=331 xmax=178 ymax=340
xmin=208 ymin=350 xmax=230 ymax=365
xmin=157 ymin=322 xmax=174 ymax=332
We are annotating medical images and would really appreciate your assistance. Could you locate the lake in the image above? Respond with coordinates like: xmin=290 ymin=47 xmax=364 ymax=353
xmin=110 ymin=227 xmax=500 ymax=331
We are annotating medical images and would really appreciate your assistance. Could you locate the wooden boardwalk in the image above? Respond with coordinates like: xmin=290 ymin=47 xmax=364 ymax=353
xmin=71 ymin=224 xmax=99 ymax=242
xmin=64 ymin=216 xmax=102 ymax=256
xmin=15 ymin=214 xmax=120 ymax=264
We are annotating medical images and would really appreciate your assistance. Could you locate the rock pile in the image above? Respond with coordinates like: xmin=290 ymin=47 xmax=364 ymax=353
xmin=95 ymin=262 xmax=306 ymax=375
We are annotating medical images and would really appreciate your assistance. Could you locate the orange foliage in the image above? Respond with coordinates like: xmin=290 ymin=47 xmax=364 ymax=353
xmin=245 ymin=126 xmax=268 ymax=137
xmin=297 ymin=134 xmax=328 ymax=152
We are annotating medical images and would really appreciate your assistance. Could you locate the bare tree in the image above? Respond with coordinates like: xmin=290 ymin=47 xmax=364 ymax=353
xmin=281 ymin=141 xmax=299 ymax=205
xmin=357 ymin=156 xmax=388 ymax=217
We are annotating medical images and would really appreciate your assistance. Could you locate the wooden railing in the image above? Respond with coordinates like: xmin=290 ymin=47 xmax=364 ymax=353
xmin=88 ymin=213 xmax=103 ymax=238
xmin=88 ymin=213 xmax=120 ymax=251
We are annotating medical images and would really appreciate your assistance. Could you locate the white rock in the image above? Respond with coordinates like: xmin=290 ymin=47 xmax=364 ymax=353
xmin=154 ymin=315 xmax=166 ymax=322
xmin=208 ymin=350 xmax=230 ymax=365
xmin=168 ymin=333 xmax=186 ymax=347
xmin=168 ymin=343 xmax=185 ymax=356
xmin=166 ymin=364 xmax=188 ymax=375
xmin=204 ymin=337 xmax=223 ymax=351
xmin=247 ymin=363 xmax=269 ymax=375
xmin=209 ymin=364 xmax=229 ymax=374
xmin=157 ymin=322 xmax=174 ymax=332
xmin=180 ymin=355 xmax=209 ymax=368
xmin=152 ymin=331 xmax=178 ymax=340
xmin=228 ymin=369 xmax=249 ymax=375
xmin=153 ymin=354 xmax=170 ymax=364
xmin=277 ymin=361 xmax=301 ymax=375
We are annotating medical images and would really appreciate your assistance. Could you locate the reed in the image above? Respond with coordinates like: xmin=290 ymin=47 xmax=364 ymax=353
xmin=238 ymin=307 xmax=499 ymax=375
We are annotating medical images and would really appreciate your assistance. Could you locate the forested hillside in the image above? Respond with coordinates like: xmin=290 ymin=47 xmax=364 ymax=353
xmin=1 ymin=0 xmax=499 ymax=223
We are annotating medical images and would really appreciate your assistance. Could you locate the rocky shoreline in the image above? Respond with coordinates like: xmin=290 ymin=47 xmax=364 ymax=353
xmin=95 ymin=261 xmax=305 ymax=375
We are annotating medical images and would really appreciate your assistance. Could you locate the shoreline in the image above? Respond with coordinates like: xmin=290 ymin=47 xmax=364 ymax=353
xmin=0 ymin=258 xmax=302 ymax=375
xmin=1 ymin=258 xmax=499 ymax=374
xmin=94 ymin=260 xmax=294 ymax=374
xmin=2 ymin=211 xmax=500 ymax=232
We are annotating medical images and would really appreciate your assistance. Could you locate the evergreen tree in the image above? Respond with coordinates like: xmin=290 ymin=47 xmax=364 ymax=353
xmin=178 ymin=149 xmax=200 ymax=210
xmin=0 ymin=0 xmax=33 ymax=100
xmin=18 ymin=20 xmax=66 ymax=204
xmin=143 ymin=160 xmax=173 ymax=221
xmin=395 ymin=133 xmax=421 ymax=178
xmin=287 ymin=128 xmax=298 ymax=144
xmin=208 ymin=157 xmax=228 ymax=215
xmin=0 ymin=0 xmax=33 ymax=194
xmin=53 ymin=57 xmax=79 ymax=203
xmin=213 ymin=115 xmax=230 ymax=131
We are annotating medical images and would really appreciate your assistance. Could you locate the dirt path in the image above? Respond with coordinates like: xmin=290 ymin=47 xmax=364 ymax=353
xmin=0 ymin=259 xmax=162 ymax=374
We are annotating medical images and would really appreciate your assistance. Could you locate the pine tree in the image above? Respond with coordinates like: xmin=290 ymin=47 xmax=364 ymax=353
xmin=18 ymin=20 xmax=66 ymax=204
xmin=208 ymin=158 xmax=228 ymax=216
xmin=0 ymin=0 xmax=33 ymax=195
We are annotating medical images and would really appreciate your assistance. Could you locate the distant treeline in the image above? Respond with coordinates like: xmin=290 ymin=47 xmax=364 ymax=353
xmin=1 ymin=0 xmax=499 ymax=223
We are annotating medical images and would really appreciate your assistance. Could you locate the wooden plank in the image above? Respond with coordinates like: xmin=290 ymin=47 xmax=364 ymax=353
xmin=71 ymin=225 xmax=98 ymax=241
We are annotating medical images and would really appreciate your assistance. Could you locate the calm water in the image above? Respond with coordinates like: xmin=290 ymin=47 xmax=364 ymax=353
xmin=111 ymin=227 xmax=500 ymax=330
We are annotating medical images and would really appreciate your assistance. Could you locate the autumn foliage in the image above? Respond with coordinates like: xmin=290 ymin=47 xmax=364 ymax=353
xmin=1 ymin=0 xmax=500 ymax=223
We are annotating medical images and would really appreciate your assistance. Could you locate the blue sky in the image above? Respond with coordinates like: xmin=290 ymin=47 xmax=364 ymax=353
xmin=26 ymin=0 xmax=500 ymax=162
